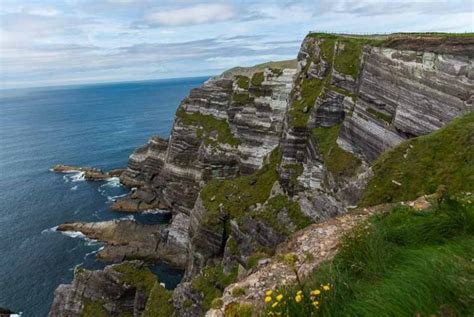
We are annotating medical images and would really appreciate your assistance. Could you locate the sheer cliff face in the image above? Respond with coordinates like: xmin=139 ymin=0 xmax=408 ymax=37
xmin=339 ymin=45 xmax=473 ymax=162
xmin=50 ymin=34 xmax=473 ymax=317
xmin=118 ymin=69 xmax=296 ymax=216
xmin=280 ymin=35 xmax=473 ymax=214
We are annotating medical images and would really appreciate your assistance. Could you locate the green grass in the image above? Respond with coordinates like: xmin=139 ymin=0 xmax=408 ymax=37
xmin=191 ymin=264 xmax=238 ymax=312
xmin=269 ymin=68 xmax=283 ymax=77
xmin=200 ymin=148 xmax=281 ymax=228
xmin=220 ymin=59 xmax=297 ymax=78
xmin=232 ymin=92 xmax=252 ymax=104
xmin=333 ymin=38 xmax=365 ymax=78
xmin=143 ymin=282 xmax=175 ymax=317
xmin=176 ymin=108 xmax=241 ymax=147
xmin=235 ymin=75 xmax=250 ymax=89
xmin=288 ymin=37 xmax=335 ymax=128
xmin=253 ymin=195 xmax=312 ymax=236
xmin=266 ymin=198 xmax=474 ymax=316
xmin=288 ymin=78 xmax=326 ymax=127
xmin=284 ymin=163 xmax=304 ymax=189
xmin=114 ymin=263 xmax=157 ymax=296
xmin=312 ymin=125 xmax=361 ymax=177
xmin=361 ymin=112 xmax=474 ymax=206
xmin=81 ymin=299 xmax=108 ymax=317
xmin=366 ymin=107 xmax=393 ymax=123
xmin=319 ymin=38 xmax=335 ymax=62
xmin=251 ymin=72 xmax=265 ymax=86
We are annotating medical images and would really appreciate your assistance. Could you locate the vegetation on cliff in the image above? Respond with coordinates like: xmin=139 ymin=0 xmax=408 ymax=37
xmin=361 ymin=112 xmax=474 ymax=206
xmin=191 ymin=265 xmax=238 ymax=312
xmin=176 ymin=108 xmax=241 ymax=147
xmin=266 ymin=197 xmax=474 ymax=316
xmin=312 ymin=125 xmax=361 ymax=178
xmin=201 ymin=148 xmax=282 ymax=228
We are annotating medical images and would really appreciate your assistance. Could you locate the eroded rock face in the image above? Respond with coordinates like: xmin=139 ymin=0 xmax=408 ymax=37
xmin=338 ymin=46 xmax=473 ymax=162
xmin=49 ymin=261 xmax=156 ymax=317
xmin=57 ymin=219 xmax=187 ymax=268
xmin=118 ymin=70 xmax=296 ymax=215
xmin=48 ymin=34 xmax=473 ymax=317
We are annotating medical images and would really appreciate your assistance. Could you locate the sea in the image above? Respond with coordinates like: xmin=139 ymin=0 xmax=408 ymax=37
xmin=0 ymin=77 xmax=209 ymax=316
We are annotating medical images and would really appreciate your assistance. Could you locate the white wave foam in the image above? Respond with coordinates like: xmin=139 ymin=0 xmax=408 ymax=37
xmin=71 ymin=185 xmax=78 ymax=191
xmin=69 ymin=262 xmax=84 ymax=272
xmin=84 ymin=246 xmax=105 ymax=259
xmin=41 ymin=225 xmax=58 ymax=234
xmin=62 ymin=171 xmax=86 ymax=184
xmin=107 ymin=193 xmax=128 ymax=202
xmin=59 ymin=230 xmax=100 ymax=246
xmin=71 ymin=172 xmax=85 ymax=182
xmin=143 ymin=209 xmax=171 ymax=215
xmin=119 ymin=215 xmax=135 ymax=221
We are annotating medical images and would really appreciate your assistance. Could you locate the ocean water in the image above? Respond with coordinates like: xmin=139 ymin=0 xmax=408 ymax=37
xmin=0 ymin=77 xmax=208 ymax=316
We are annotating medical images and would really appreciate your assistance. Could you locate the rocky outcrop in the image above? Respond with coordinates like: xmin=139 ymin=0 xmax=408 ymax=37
xmin=49 ymin=261 xmax=172 ymax=317
xmin=338 ymin=46 xmax=473 ymax=162
xmin=48 ymin=33 xmax=473 ymax=317
xmin=117 ymin=68 xmax=297 ymax=215
xmin=52 ymin=164 xmax=125 ymax=181
xmin=58 ymin=219 xmax=187 ymax=268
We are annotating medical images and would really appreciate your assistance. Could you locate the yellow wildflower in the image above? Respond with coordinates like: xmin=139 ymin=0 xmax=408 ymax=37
xmin=296 ymin=290 xmax=303 ymax=295
xmin=323 ymin=284 xmax=331 ymax=291
xmin=312 ymin=301 xmax=320 ymax=307
xmin=265 ymin=296 xmax=272 ymax=303
xmin=311 ymin=289 xmax=321 ymax=296
xmin=266 ymin=290 xmax=273 ymax=296
xmin=272 ymin=302 xmax=278 ymax=308
xmin=295 ymin=294 xmax=302 ymax=303
xmin=276 ymin=294 xmax=284 ymax=302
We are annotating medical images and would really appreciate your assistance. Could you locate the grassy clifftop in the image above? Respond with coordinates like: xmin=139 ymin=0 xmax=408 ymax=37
xmin=219 ymin=59 xmax=297 ymax=79
xmin=361 ymin=111 xmax=474 ymax=206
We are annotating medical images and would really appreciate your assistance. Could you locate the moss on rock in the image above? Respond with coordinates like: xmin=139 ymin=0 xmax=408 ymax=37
xmin=312 ymin=124 xmax=361 ymax=178
xmin=176 ymin=108 xmax=241 ymax=147
xmin=361 ymin=112 xmax=474 ymax=206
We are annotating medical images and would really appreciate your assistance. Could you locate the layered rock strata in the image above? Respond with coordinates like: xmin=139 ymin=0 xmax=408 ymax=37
xmin=48 ymin=34 xmax=474 ymax=317
xmin=58 ymin=219 xmax=188 ymax=268
xmin=52 ymin=164 xmax=125 ymax=181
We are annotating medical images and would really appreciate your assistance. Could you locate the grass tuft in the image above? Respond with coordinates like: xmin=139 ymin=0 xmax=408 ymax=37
xmin=266 ymin=198 xmax=474 ymax=316
xmin=251 ymin=72 xmax=265 ymax=86
xmin=312 ymin=125 xmax=361 ymax=177
xmin=176 ymin=108 xmax=241 ymax=147
xmin=200 ymin=148 xmax=282 ymax=228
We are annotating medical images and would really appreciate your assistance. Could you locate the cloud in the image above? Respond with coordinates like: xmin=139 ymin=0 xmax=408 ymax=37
xmin=142 ymin=3 xmax=234 ymax=27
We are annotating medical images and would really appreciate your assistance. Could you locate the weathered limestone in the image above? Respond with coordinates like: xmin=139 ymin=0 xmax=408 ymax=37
xmin=48 ymin=261 xmax=164 ymax=317
xmin=57 ymin=219 xmax=187 ymax=268
xmin=338 ymin=46 xmax=474 ymax=162
xmin=52 ymin=164 xmax=125 ymax=181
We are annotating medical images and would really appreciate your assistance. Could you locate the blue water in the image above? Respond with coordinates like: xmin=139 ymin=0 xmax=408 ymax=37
xmin=0 ymin=77 xmax=208 ymax=316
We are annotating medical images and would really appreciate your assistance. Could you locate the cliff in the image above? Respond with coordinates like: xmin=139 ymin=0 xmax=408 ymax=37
xmin=49 ymin=33 xmax=473 ymax=316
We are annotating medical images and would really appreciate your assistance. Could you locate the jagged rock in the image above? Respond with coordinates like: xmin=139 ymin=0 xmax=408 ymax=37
xmin=298 ymin=190 xmax=346 ymax=222
xmin=338 ymin=46 xmax=473 ymax=162
xmin=0 ymin=308 xmax=17 ymax=317
xmin=49 ymin=261 xmax=160 ymax=317
xmin=57 ymin=219 xmax=186 ymax=268
xmin=52 ymin=164 xmax=125 ymax=181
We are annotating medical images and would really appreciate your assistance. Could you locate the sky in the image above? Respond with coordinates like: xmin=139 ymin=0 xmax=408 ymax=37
xmin=0 ymin=0 xmax=473 ymax=89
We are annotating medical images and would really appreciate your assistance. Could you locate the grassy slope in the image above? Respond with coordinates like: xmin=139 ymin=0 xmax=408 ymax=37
xmin=267 ymin=198 xmax=474 ymax=317
xmin=176 ymin=108 xmax=241 ymax=147
xmin=312 ymin=125 xmax=360 ymax=178
xmin=361 ymin=112 xmax=474 ymax=206
xmin=220 ymin=59 xmax=298 ymax=78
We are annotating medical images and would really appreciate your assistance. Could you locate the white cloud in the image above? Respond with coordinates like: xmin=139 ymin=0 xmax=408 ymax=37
xmin=143 ymin=3 xmax=234 ymax=26
xmin=23 ymin=7 xmax=61 ymax=17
